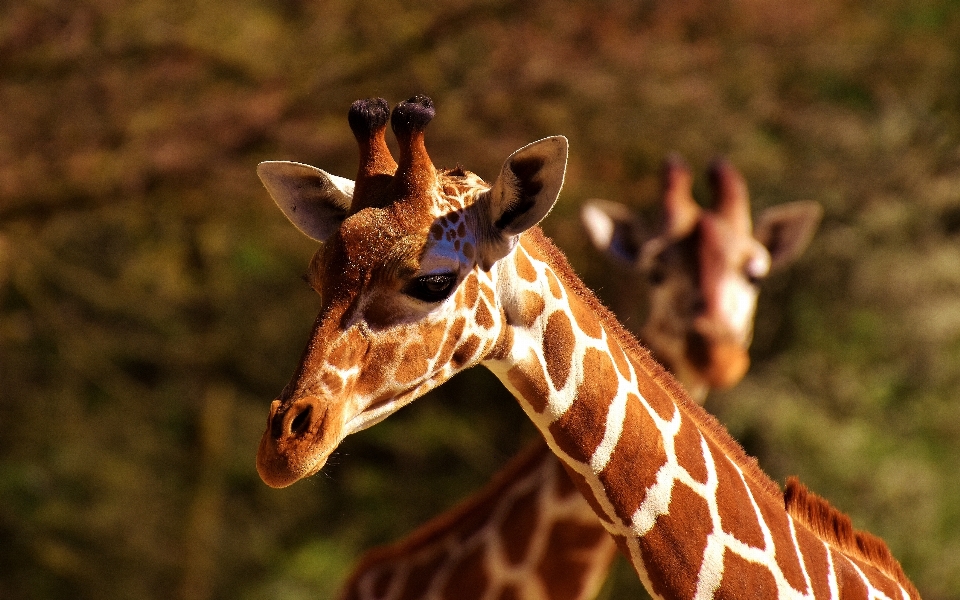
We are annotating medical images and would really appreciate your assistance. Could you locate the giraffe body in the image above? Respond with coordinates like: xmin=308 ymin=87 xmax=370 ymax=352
xmin=337 ymin=159 xmax=822 ymax=600
xmin=255 ymin=96 xmax=919 ymax=600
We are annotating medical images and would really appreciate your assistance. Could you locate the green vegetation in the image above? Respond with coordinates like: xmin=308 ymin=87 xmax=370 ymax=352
xmin=2 ymin=0 xmax=959 ymax=598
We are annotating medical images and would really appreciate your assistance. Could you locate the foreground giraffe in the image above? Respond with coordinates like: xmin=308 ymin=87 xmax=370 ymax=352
xmin=255 ymin=96 xmax=919 ymax=599
xmin=335 ymin=159 xmax=822 ymax=600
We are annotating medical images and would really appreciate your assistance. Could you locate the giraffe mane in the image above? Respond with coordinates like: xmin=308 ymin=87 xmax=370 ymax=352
xmin=524 ymin=227 xmax=784 ymax=502
xmin=784 ymin=477 xmax=919 ymax=597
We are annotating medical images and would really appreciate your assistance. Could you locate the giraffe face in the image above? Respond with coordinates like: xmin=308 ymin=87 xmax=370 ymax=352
xmin=582 ymin=158 xmax=821 ymax=397
xmin=639 ymin=211 xmax=769 ymax=391
xmin=255 ymin=96 xmax=568 ymax=488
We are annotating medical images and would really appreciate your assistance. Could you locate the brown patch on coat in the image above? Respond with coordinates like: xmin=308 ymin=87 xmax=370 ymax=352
xmin=506 ymin=355 xmax=549 ymax=413
xmin=638 ymin=483 xmax=712 ymax=600
xmin=475 ymin=300 xmax=494 ymax=329
xmin=714 ymin=551 xmax=779 ymax=598
xmin=499 ymin=485 xmax=540 ymax=566
xmin=422 ymin=320 xmax=447 ymax=359
xmin=750 ymin=481 xmax=808 ymax=591
xmin=327 ymin=328 xmax=365 ymax=370
xmin=395 ymin=343 xmax=430 ymax=384
xmin=515 ymin=291 xmax=545 ymax=327
xmin=463 ymin=274 xmax=479 ymax=307
xmin=547 ymin=347 xmax=613 ymax=463
xmin=543 ymin=311 xmax=575 ymax=390
xmin=791 ymin=521 xmax=830 ymax=597
xmin=571 ymin=295 xmax=603 ymax=339
xmin=598 ymin=393 xmax=666 ymax=523
xmin=715 ymin=457 xmax=766 ymax=549
xmin=354 ymin=341 xmax=399 ymax=396
xmin=673 ymin=414 xmax=709 ymax=485
xmin=320 ymin=370 xmax=343 ymax=395
xmin=495 ymin=587 xmax=520 ymax=600
xmin=338 ymin=444 xmax=553 ymax=598
xmin=434 ymin=316 xmax=466 ymax=367
xmin=400 ymin=552 xmax=447 ymax=600
xmin=515 ymin=247 xmax=538 ymax=282
xmin=452 ymin=334 xmax=481 ymax=368
xmin=538 ymin=520 xmax=615 ymax=600
xmin=440 ymin=544 xmax=488 ymax=600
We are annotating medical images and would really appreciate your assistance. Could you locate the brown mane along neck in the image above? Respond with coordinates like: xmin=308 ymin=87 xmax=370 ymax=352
xmin=785 ymin=477 xmax=918 ymax=597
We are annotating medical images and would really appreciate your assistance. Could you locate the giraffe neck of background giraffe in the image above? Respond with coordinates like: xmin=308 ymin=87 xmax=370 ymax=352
xmin=485 ymin=229 xmax=917 ymax=600
xmin=337 ymin=442 xmax=617 ymax=600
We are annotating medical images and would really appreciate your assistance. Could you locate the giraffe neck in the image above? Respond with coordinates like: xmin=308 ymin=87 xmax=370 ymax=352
xmin=485 ymin=229 xmax=918 ymax=600
xmin=338 ymin=442 xmax=616 ymax=600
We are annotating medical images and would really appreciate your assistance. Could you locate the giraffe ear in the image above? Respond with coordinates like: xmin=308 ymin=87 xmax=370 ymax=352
xmin=257 ymin=161 xmax=355 ymax=242
xmin=580 ymin=199 xmax=649 ymax=266
xmin=753 ymin=200 xmax=822 ymax=271
xmin=479 ymin=136 xmax=568 ymax=265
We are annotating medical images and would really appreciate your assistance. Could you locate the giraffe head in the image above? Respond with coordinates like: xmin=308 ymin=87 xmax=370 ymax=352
xmin=255 ymin=96 xmax=568 ymax=488
xmin=581 ymin=156 xmax=821 ymax=400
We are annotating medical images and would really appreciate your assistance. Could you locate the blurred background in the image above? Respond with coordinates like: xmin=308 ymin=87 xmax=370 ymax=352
xmin=2 ymin=0 xmax=959 ymax=598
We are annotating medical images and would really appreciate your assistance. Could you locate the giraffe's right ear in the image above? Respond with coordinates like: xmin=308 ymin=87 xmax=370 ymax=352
xmin=580 ymin=199 xmax=648 ymax=266
xmin=257 ymin=161 xmax=355 ymax=242
xmin=479 ymin=136 xmax=568 ymax=267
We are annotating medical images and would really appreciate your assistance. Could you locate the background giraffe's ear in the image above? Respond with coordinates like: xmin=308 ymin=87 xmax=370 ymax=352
xmin=479 ymin=136 xmax=568 ymax=265
xmin=580 ymin=199 xmax=649 ymax=266
xmin=753 ymin=200 xmax=823 ymax=271
xmin=257 ymin=161 xmax=355 ymax=242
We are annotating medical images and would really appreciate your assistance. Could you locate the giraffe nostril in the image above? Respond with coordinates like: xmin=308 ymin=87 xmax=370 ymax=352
xmin=290 ymin=405 xmax=313 ymax=436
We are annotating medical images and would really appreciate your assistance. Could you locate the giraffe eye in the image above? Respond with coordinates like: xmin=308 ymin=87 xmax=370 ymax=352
xmin=405 ymin=273 xmax=457 ymax=303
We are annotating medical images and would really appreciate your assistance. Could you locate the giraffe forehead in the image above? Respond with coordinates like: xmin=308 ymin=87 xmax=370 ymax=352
xmin=324 ymin=208 xmax=426 ymax=284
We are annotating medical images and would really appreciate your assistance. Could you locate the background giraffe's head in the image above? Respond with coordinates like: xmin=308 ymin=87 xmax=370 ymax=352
xmin=581 ymin=156 xmax=821 ymax=401
xmin=255 ymin=96 xmax=568 ymax=488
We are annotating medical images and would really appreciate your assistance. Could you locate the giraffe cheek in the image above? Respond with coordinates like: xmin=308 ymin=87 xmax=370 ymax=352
xmin=395 ymin=342 xmax=430 ymax=385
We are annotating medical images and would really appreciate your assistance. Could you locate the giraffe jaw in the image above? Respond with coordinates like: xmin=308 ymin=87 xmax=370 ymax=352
xmin=344 ymin=397 xmax=402 ymax=436
xmin=345 ymin=378 xmax=440 ymax=436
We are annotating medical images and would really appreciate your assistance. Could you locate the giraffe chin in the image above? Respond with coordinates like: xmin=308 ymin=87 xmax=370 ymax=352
xmin=256 ymin=430 xmax=334 ymax=488
xmin=688 ymin=341 xmax=751 ymax=390
xmin=256 ymin=397 xmax=339 ymax=488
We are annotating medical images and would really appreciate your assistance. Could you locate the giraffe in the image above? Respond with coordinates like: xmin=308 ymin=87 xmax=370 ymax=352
xmin=255 ymin=96 xmax=920 ymax=599
xmin=334 ymin=158 xmax=823 ymax=600
xmin=580 ymin=158 xmax=823 ymax=402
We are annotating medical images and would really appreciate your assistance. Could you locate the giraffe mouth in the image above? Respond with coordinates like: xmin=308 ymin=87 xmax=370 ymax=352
xmin=345 ymin=395 xmax=402 ymax=436
xmin=345 ymin=378 xmax=438 ymax=436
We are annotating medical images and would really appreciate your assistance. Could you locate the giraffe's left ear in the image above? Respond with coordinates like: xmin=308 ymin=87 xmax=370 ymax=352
xmin=753 ymin=200 xmax=823 ymax=271
xmin=479 ymin=136 xmax=568 ymax=266
xmin=257 ymin=161 xmax=355 ymax=242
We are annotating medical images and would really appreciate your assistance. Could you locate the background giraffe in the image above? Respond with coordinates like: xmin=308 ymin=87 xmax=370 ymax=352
xmin=335 ymin=157 xmax=821 ymax=600
xmin=256 ymin=96 xmax=918 ymax=599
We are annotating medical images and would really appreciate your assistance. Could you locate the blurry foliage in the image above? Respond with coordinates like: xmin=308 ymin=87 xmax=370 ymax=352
xmin=1 ymin=0 xmax=960 ymax=598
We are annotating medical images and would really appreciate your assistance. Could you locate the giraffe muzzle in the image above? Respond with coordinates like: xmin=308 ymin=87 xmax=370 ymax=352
xmin=257 ymin=396 xmax=331 ymax=488
xmin=685 ymin=331 xmax=750 ymax=390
